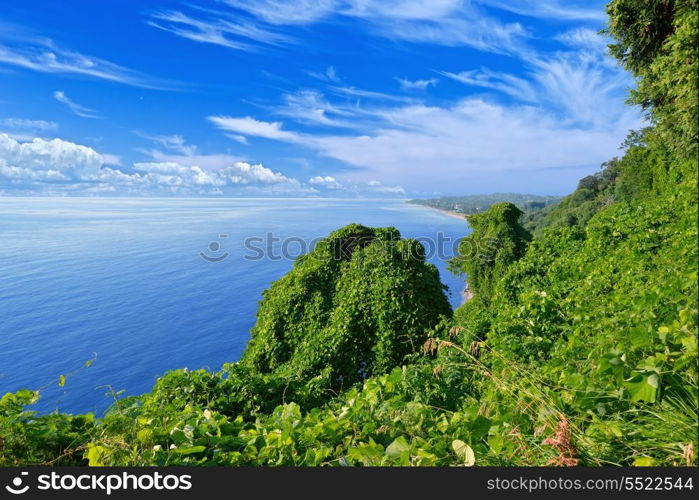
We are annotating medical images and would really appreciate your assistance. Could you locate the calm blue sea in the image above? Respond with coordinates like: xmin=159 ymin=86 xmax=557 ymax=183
xmin=0 ymin=197 xmax=469 ymax=415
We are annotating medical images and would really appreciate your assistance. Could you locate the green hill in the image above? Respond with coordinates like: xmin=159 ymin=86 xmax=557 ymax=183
xmin=408 ymin=193 xmax=560 ymax=215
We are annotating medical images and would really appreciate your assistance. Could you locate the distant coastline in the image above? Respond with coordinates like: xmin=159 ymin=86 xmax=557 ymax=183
xmin=407 ymin=193 xmax=560 ymax=220
xmin=421 ymin=205 xmax=468 ymax=220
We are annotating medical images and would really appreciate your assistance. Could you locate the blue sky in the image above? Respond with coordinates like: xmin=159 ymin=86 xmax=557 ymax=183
xmin=0 ymin=0 xmax=642 ymax=197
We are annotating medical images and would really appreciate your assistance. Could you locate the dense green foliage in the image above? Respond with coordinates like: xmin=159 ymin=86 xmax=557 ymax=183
xmin=606 ymin=0 xmax=698 ymax=159
xmin=1 ymin=0 xmax=696 ymax=468
xmin=241 ymin=223 xmax=452 ymax=394
xmin=448 ymin=203 xmax=531 ymax=300
xmin=408 ymin=193 xmax=560 ymax=215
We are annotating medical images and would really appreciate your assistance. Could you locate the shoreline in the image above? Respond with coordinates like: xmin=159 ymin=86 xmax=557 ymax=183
xmin=423 ymin=205 xmax=469 ymax=220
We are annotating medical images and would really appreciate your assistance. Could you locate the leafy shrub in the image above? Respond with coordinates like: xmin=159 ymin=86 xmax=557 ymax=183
xmin=448 ymin=203 xmax=531 ymax=301
xmin=242 ymin=224 xmax=452 ymax=391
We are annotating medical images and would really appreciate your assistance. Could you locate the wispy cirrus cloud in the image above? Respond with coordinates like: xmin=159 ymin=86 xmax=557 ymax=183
xmin=134 ymin=131 xmax=247 ymax=170
xmin=151 ymin=1 xmax=528 ymax=54
xmin=0 ymin=22 xmax=179 ymax=90
xmin=208 ymin=116 xmax=300 ymax=141
xmin=0 ymin=117 xmax=59 ymax=142
xmin=273 ymin=90 xmax=360 ymax=128
xmin=222 ymin=0 xmax=338 ymax=25
xmin=328 ymin=85 xmax=414 ymax=103
xmin=133 ymin=131 xmax=197 ymax=155
xmin=477 ymin=0 xmax=607 ymax=22
xmin=396 ymin=77 xmax=438 ymax=91
xmin=439 ymin=69 xmax=537 ymax=102
xmin=440 ymin=41 xmax=631 ymax=128
xmin=555 ymin=27 xmax=610 ymax=52
xmin=53 ymin=91 xmax=100 ymax=119
xmin=307 ymin=66 xmax=341 ymax=83
xmin=0 ymin=117 xmax=58 ymax=131
xmin=207 ymin=42 xmax=640 ymax=192
xmin=147 ymin=9 xmax=293 ymax=51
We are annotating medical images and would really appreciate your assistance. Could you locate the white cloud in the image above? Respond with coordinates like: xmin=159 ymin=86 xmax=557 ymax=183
xmin=0 ymin=133 xmax=103 ymax=182
xmin=219 ymin=162 xmax=300 ymax=185
xmin=274 ymin=90 xmax=358 ymax=128
xmin=345 ymin=1 xmax=527 ymax=53
xmin=440 ymin=49 xmax=631 ymax=127
xmin=226 ymin=134 xmax=249 ymax=145
xmin=133 ymin=161 xmax=225 ymax=186
xmin=53 ymin=91 xmax=99 ymax=119
xmin=342 ymin=0 xmax=462 ymax=20
xmin=157 ymin=0 xmax=527 ymax=54
xmin=439 ymin=68 xmax=537 ymax=102
xmin=134 ymin=132 xmax=249 ymax=170
xmin=208 ymin=46 xmax=640 ymax=192
xmin=0 ymin=118 xmax=58 ymax=131
xmin=309 ymin=175 xmax=343 ymax=189
xmin=306 ymin=175 xmax=405 ymax=195
xmin=141 ymin=149 xmax=247 ymax=170
xmin=0 ymin=133 xmax=310 ymax=196
xmin=0 ymin=30 xmax=174 ymax=89
xmin=396 ymin=77 xmax=438 ymax=91
xmin=302 ymin=98 xmax=638 ymax=189
xmin=222 ymin=0 xmax=338 ymax=25
xmin=359 ymin=179 xmax=405 ymax=194
xmin=135 ymin=132 xmax=197 ymax=155
xmin=101 ymin=153 xmax=122 ymax=166
xmin=358 ymin=12 xmax=525 ymax=53
xmin=307 ymin=66 xmax=341 ymax=83
xmin=555 ymin=27 xmax=609 ymax=52
xmin=476 ymin=0 xmax=607 ymax=22
xmin=147 ymin=10 xmax=293 ymax=51
xmin=329 ymin=85 xmax=413 ymax=103
xmin=528 ymin=51 xmax=629 ymax=127
xmin=208 ymin=115 xmax=300 ymax=141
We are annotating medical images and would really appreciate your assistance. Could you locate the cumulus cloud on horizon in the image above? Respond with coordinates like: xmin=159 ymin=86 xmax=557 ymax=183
xmin=0 ymin=133 xmax=314 ymax=196
xmin=309 ymin=175 xmax=343 ymax=189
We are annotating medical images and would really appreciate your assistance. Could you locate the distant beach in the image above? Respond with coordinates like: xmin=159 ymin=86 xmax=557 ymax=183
xmin=424 ymin=206 xmax=468 ymax=220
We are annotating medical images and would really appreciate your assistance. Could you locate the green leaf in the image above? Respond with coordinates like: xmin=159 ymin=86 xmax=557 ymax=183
xmin=469 ymin=415 xmax=492 ymax=441
xmin=628 ymin=326 xmax=652 ymax=348
xmin=452 ymin=439 xmax=475 ymax=466
xmin=488 ymin=435 xmax=504 ymax=454
xmin=385 ymin=436 xmax=410 ymax=459
xmin=58 ymin=375 xmax=66 ymax=387
xmin=173 ymin=445 xmax=206 ymax=455
xmin=86 ymin=444 xmax=107 ymax=466
xmin=15 ymin=389 xmax=39 ymax=405
xmin=170 ymin=428 xmax=187 ymax=445
xmin=633 ymin=456 xmax=655 ymax=466
xmin=623 ymin=372 xmax=659 ymax=402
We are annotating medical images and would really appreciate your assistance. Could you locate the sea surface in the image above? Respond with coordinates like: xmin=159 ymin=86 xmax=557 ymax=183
xmin=0 ymin=197 xmax=469 ymax=414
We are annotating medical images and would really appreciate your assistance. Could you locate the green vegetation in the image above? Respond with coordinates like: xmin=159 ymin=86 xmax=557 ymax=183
xmin=448 ymin=202 xmax=531 ymax=300
xmin=407 ymin=193 xmax=560 ymax=216
xmin=240 ymin=223 xmax=451 ymax=404
xmin=1 ymin=0 xmax=696 ymax=467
